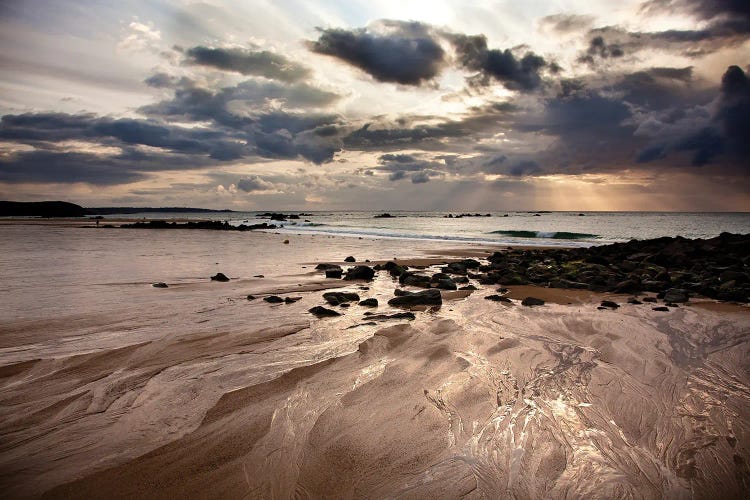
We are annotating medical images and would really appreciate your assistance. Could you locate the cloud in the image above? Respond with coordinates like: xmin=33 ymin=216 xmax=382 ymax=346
xmin=634 ymin=65 xmax=750 ymax=166
xmin=184 ymin=46 xmax=311 ymax=82
xmin=388 ymin=170 xmax=406 ymax=181
xmin=309 ymin=20 xmax=445 ymax=85
xmin=236 ymin=175 xmax=274 ymax=192
xmin=448 ymin=33 xmax=548 ymax=91
xmin=539 ymin=14 xmax=595 ymax=34
xmin=411 ymin=171 xmax=430 ymax=183
xmin=577 ymin=35 xmax=624 ymax=66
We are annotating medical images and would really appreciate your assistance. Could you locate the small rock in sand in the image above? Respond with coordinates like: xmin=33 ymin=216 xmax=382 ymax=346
xmin=486 ymin=295 xmax=512 ymax=303
xmin=359 ymin=298 xmax=378 ymax=307
xmin=344 ymin=256 xmax=356 ymax=262
xmin=521 ymin=297 xmax=545 ymax=306
xmin=246 ymin=294 xmax=256 ymax=300
xmin=210 ymin=273 xmax=230 ymax=282
xmin=309 ymin=306 xmax=341 ymax=317
xmin=323 ymin=291 xmax=360 ymax=305
xmin=284 ymin=297 xmax=302 ymax=304
xmin=152 ymin=282 xmax=168 ymax=288
xmin=264 ymin=296 xmax=284 ymax=303
xmin=653 ymin=306 xmax=670 ymax=312
xmin=600 ymin=300 xmax=619 ymax=309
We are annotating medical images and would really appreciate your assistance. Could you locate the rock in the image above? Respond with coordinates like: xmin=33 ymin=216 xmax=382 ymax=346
xmin=642 ymin=296 xmax=658 ymax=303
xmin=253 ymin=274 xmax=265 ymax=278
xmin=373 ymin=213 xmax=393 ymax=218
xmin=309 ymin=306 xmax=341 ymax=317
xmin=358 ymin=298 xmax=378 ymax=307
xmin=325 ymin=269 xmax=343 ymax=279
xmin=485 ymin=295 xmax=512 ymax=302
xmin=600 ymin=300 xmax=619 ymax=309
xmin=388 ymin=289 xmax=442 ymax=307
xmin=382 ymin=261 xmax=409 ymax=277
xmin=663 ymin=288 xmax=689 ymax=303
xmin=435 ymin=278 xmax=457 ymax=290
xmin=284 ymin=297 xmax=302 ymax=304
xmin=323 ymin=291 xmax=360 ymax=305
xmin=246 ymin=294 xmax=256 ymax=300
xmin=627 ymin=297 xmax=642 ymax=305
xmin=344 ymin=266 xmax=375 ymax=281
xmin=400 ymin=273 xmax=432 ymax=288
xmin=315 ymin=263 xmax=340 ymax=271
xmin=366 ymin=312 xmax=416 ymax=321
xmin=454 ymin=276 xmax=470 ymax=284
xmin=210 ymin=273 xmax=230 ymax=282
xmin=459 ymin=285 xmax=477 ymax=290
xmin=151 ymin=282 xmax=168 ymax=288
xmin=340 ymin=303 xmax=350 ymax=308
xmin=283 ymin=239 xmax=289 ymax=244
xmin=720 ymin=270 xmax=748 ymax=284
xmin=652 ymin=306 xmax=670 ymax=312
xmin=614 ymin=279 xmax=641 ymax=293
xmin=263 ymin=295 xmax=284 ymax=303
xmin=521 ymin=297 xmax=545 ymax=306
xmin=344 ymin=256 xmax=356 ymax=262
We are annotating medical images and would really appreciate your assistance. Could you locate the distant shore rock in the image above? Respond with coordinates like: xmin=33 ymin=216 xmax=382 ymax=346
xmin=120 ymin=220 xmax=276 ymax=231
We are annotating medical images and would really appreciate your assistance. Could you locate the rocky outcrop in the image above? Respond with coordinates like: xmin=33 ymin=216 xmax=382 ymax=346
xmin=388 ymin=289 xmax=442 ymax=307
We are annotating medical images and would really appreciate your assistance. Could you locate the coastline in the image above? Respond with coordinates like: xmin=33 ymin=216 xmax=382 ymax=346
xmin=0 ymin=223 xmax=748 ymax=498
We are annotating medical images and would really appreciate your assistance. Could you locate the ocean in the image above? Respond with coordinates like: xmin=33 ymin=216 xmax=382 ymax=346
xmin=91 ymin=210 xmax=750 ymax=247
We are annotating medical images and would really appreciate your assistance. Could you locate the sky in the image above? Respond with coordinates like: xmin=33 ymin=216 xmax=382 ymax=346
xmin=0 ymin=0 xmax=748 ymax=211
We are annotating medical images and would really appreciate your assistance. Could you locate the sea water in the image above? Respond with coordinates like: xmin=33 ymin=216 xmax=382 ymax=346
xmin=92 ymin=211 xmax=750 ymax=247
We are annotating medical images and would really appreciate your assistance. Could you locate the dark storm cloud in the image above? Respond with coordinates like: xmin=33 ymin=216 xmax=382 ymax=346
xmin=184 ymin=46 xmax=311 ymax=82
xmin=577 ymin=36 xmax=624 ymax=66
xmin=448 ymin=33 xmax=548 ymax=91
xmin=411 ymin=171 xmax=430 ymax=183
xmin=634 ymin=65 xmax=750 ymax=167
xmin=309 ymin=21 xmax=446 ymax=85
xmin=0 ymin=147 xmax=216 ymax=185
xmin=641 ymin=0 xmax=750 ymax=26
xmin=0 ymin=112 xmax=248 ymax=157
xmin=144 ymin=72 xmax=179 ymax=88
xmin=388 ymin=170 xmax=406 ymax=181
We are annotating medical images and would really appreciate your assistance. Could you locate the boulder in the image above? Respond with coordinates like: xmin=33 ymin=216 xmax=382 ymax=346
xmin=435 ymin=278 xmax=457 ymax=290
xmin=642 ymin=296 xmax=658 ymax=303
xmin=263 ymin=295 xmax=284 ymax=303
xmin=323 ymin=291 xmax=360 ymax=305
xmin=210 ymin=273 xmax=230 ymax=282
xmin=358 ymin=298 xmax=378 ymax=307
xmin=600 ymin=300 xmax=619 ymax=309
xmin=284 ymin=297 xmax=302 ymax=304
xmin=663 ymin=288 xmax=689 ymax=303
xmin=344 ymin=266 xmax=375 ymax=281
xmin=325 ymin=269 xmax=343 ymax=279
xmin=459 ymin=285 xmax=477 ymax=291
xmin=400 ymin=273 xmax=432 ymax=288
xmin=627 ymin=297 xmax=642 ymax=305
xmin=521 ymin=297 xmax=545 ymax=307
xmin=344 ymin=256 xmax=356 ymax=262
xmin=309 ymin=306 xmax=341 ymax=317
xmin=388 ymin=289 xmax=442 ymax=307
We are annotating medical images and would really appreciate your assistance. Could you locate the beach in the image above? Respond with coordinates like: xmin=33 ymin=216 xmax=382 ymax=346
xmin=1 ymin=221 xmax=749 ymax=499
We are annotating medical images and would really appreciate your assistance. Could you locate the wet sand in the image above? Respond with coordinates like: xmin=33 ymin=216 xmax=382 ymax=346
xmin=1 ymin=225 xmax=748 ymax=499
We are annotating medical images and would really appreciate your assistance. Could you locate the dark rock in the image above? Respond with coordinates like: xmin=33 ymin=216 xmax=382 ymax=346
xmin=485 ymin=295 xmax=512 ymax=302
xmin=459 ymin=285 xmax=477 ymax=291
xmin=309 ymin=306 xmax=341 ymax=317
xmin=627 ymin=297 xmax=642 ymax=305
xmin=454 ymin=276 xmax=470 ymax=284
xmin=366 ymin=312 xmax=416 ymax=321
xmin=264 ymin=295 xmax=284 ymax=303
xmin=253 ymin=274 xmax=265 ymax=278
xmin=600 ymin=300 xmax=619 ymax=309
xmin=665 ymin=302 xmax=679 ymax=307
xmin=614 ymin=279 xmax=641 ymax=293
xmin=323 ymin=291 xmax=360 ymax=305
xmin=344 ymin=256 xmax=356 ymax=262
xmin=374 ymin=213 xmax=394 ymax=218
xmin=315 ymin=263 xmax=341 ymax=271
xmin=521 ymin=297 xmax=545 ymax=306
xmin=284 ymin=297 xmax=302 ymax=304
xmin=210 ymin=273 xmax=230 ymax=282
xmin=340 ymin=303 xmax=350 ymax=308
xmin=435 ymin=278 xmax=457 ymax=290
xmin=400 ymin=273 xmax=432 ymax=288
xmin=358 ymin=298 xmax=378 ymax=307
xmin=720 ymin=270 xmax=748 ymax=284
xmin=663 ymin=288 xmax=689 ymax=303
xmin=388 ymin=289 xmax=442 ymax=307
xmin=652 ymin=306 xmax=670 ymax=312
xmin=151 ymin=282 xmax=168 ymax=288
xmin=325 ymin=269 xmax=343 ymax=279
xmin=344 ymin=266 xmax=375 ymax=281
xmin=246 ymin=294 xmax=256 ymax=300
xmin=642 ymin=297 xmax=658 ymax=303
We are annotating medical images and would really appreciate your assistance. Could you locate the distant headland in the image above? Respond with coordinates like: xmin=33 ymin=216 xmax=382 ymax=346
xmin=0 ymin=201 xmax=235 ymax=218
